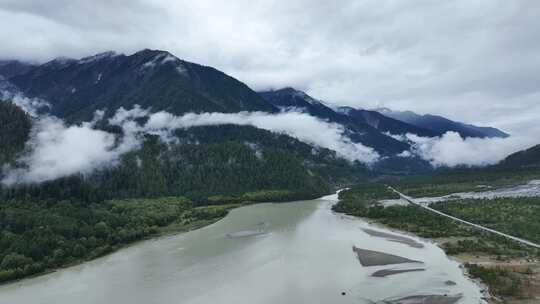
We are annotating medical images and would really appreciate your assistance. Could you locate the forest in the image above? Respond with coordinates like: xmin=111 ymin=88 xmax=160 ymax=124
xmin=0 ymin=196 xmax=231 ymax=283
xmin=0 ymin=123 xmax=365 ymax=204
xmin=0 ymin=102 xmax=31 ymax=165
xmin=0 ymin=102 xmax=368 ymax=283
xmin=433 ymin=197 xmax=540 ymax=244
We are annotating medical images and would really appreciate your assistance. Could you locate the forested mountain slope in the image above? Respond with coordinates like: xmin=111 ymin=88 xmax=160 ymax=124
xmin=7 ymin=50 xmax=276 ymax=122
xmin=497 ymin=144 xmax=540 ymax=169
xmin=0 ymin=102 xmax=31 ymax=165
xmin=259 ymin=87 xmax=410 ymax=155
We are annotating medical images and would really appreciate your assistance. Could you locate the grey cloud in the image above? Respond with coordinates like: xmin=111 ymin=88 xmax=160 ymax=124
xmin=0 ymin=0 xmax=539 ymax=138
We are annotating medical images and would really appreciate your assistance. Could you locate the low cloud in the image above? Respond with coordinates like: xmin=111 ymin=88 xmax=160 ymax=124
xmin=3 ymin=104 xmax=535 ymax=185
xmin=0 ymin=91 xmax=50 ymax=117
xmin=406 ymin=132 xmax=536 ymax=167
xmin=2 ymin=106 xmax=379 ymax=185
xmin=2 ymin=115 xmax=140 ymax=185
xmin=134 ymin=110 xmax=380 ymax=163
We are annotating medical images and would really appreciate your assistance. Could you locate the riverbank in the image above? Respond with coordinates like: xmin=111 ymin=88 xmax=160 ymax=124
xmin=0 ymin=192 xmax=487 ymax=304
xmin=0 ymin=201 xmax=238 ymax=285
xmin=0 ymin=189 xmax=329 ymax=285
xmin=366 ymin=221 xmax=539 ymax=303
xmin=359 ymin=218 xmax=511 ymax=303
xmin=333 ymin=184 xmax=540 ymax=303
xmin=0 ymin=211 xmax=230 ymax=286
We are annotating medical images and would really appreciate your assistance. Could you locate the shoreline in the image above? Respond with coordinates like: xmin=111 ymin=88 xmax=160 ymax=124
xmin=335 ymin=212 xmax=492 ymax=302
xmin=356 ymin=216 xmax=540 ymax=304
xmin=332 ymin=206 xmax=486 ymax=303
xmin=0 ymin=192 xmax=334 ymax=287
xmin=334 ymin=181 xmax=540 ymax=303
xmin=0 ymin=215 xmax=228 ymax=287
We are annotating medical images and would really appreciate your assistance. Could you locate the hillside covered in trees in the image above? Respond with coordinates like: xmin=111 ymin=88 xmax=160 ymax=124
xmin=0 ymin=102 xmax=31 ymax=165
xmin=0 ymin=196 xmax=231 ymax=283
xmin=0 ymin=102 xmax=371 ymax=283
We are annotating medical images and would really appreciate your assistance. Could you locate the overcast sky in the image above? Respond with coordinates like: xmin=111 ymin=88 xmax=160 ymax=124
xmin=1 ymin=0 xmax=539 ymax=136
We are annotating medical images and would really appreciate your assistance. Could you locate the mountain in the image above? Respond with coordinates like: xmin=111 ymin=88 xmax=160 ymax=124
xmin=0 ymin=60 xmax=37 ymax=78
xmin=259 ymin=87 xmax=343 ymax=121
xmin=498 ymin=144 xmax=540 ymax=169
xmin=5 ymin=50 xmax=276 ymax=122
xmin=376 ymin=108 xmax=509 ymax=138
xmin=0 ymin=52 xmax=367 ymax=202
xmin=259 ymin=88 xmax=411 ymax=155
xmin=0 ymin=101 xmax=364 ymax=202
xmin=0 ymin=102 xmax=31 ymax=165
xmin=336 ymin=106 xmax=441 ymax=137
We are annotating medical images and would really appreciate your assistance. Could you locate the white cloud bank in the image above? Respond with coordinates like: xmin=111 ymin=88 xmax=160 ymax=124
xmin=405 ymin=132 xmax=536 ymax=167
xmin=136 ymin=110 xmax=380 ymax=163
xmin=2 ymin=106 xmax=379 ymax=185
xmin=3 ymin=102 xmax=535 ymax=185
xmin=2 ymin=115 xmax=140 ymax=185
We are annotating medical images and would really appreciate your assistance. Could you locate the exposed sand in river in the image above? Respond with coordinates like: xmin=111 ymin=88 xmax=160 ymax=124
xmin=352 ymin=246 xmax=423 ymax=267
xmin=371 ymin=268 xmax=425 ymax=277
xmin=379 ymin=294 xmax=462 ymax=304
xmin=362 ymin=228 xmax=424 ymax=248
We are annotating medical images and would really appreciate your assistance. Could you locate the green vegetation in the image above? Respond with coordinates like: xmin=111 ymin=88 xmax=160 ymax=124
xmin=499 ymin=144 xmax=540 ymax=169
xmin=0 ymin=102 xmax=31 ymax=164
xmin=332 ymin=183 xmax=398 ymax=215
xmin=334 ymin=182 xmax=540 ymax=300
xmin=466 ymin=264 xmax=522 ymax=297
xmin=334 ymin=184 xmax=540 ymax=256
xmin=387 ymin=169 xmax=540 ymax=198
xmin=0 ymin=197 xmax=230 ymax=283
xmin=1 ymin=125 xmax=365 ymax=204
xmin=333 ymin=183 xmax=475 ymax=238
xmin=0 ymin=105 xmax=365 ymax=284
xmin=433 ymin=197 xmax=540 ymax=244
xmin=207 ymin=190 xmax=317 ymax=205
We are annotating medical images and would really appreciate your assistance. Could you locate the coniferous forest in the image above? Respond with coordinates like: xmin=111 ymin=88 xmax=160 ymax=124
xmin=0 ymin=101 xmax=367 ymax=282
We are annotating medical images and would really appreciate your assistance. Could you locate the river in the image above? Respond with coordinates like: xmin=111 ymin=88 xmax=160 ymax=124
xmin=0 ymin=193 xmax=485 ymax=304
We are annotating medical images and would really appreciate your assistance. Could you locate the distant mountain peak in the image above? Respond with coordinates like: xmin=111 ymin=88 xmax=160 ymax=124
xmin=335 ymin=106 xmax=353 ymax=115
xmin=78 ymin=51 xmax=119 ymax=64
xmin=374 ymin=107 xmax=392 ymax=113
xmin=336 ymin=106 xmax=364 ymax=115
xmin=135 ymin=48 xmax=171 ymax=56
xmin=42 ymin=56 xmax=77 ymax=68
xmin=7 ymin=49 xmax=275 ymax=120
xmin=264 ymin=87 xmax=328 ymax=107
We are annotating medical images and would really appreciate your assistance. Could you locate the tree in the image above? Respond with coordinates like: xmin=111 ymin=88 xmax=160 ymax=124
xmin=1 ymin=253 xmax=33 ymax=270
xmin=94 ymin=222 xmax=110 ymax=238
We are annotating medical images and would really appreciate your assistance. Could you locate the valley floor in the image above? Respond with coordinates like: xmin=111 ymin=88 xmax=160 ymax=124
xmin=333 ymin=180 xmax=540 ymax=304
xmin=450 ymin=251 xmax=540 ymax=303
xmin=0 ymin=198 xmax=235 ymax=285
xmin=0 ymin=189 xmax=322 ymax=285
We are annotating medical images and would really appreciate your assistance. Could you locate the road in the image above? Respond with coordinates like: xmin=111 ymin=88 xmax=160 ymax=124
xmin=388 ymin=186 xmax=540 ymax=249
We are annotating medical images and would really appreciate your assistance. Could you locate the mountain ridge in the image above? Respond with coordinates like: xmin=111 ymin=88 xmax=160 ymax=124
xmin=5 ymin=49 xmax=277 ymax=122
xmin=498 ymin=144 xmax=540 ymax=169
xmin=0 ymin=49 xmax=515 ymax=175
xmin=376 ymin=107 xmax=509 ymax=138
xmin=258 ymin=87 xmax=411 ymax=156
